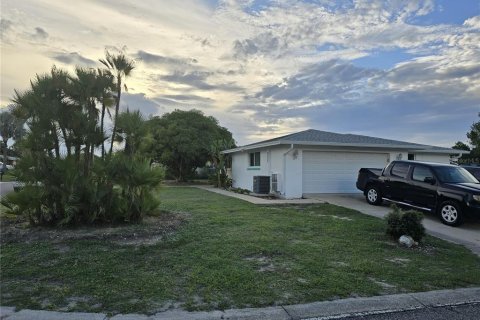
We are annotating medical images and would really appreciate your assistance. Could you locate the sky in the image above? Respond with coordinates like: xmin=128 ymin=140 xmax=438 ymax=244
xmin=1 ymin=0 xmax=479 ymax=147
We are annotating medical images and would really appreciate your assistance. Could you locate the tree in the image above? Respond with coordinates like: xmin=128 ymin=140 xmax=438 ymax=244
xmin=4 ymin=65 xmax=162 ymax=226
xmin=208 ymin=138 xmax=235 ymax=187
xmin=149 ymin=109 xmax=234 ymax=181
xmin=96 ymin=68 xmax=115 ymax=159
xmin=115 ymin=109 xmax=149 ymax=156
xmin=467 ymin=113 xmax=480 ymax=150
xmin=99 ymin=51 xmax=135 ymax=155
xmin=452 ymin=141 xmax=471 ymax=151
xmin=0 ymin=107 xmax=25 ymax=164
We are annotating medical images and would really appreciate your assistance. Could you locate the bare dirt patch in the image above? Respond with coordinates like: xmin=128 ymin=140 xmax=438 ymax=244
xmin=0 ymin=211 xmax=188 ymax=246
xmin=368 ymin=277 xmax=398 ymax=294
xmin=386 ymin=257 xmax=411 ymax=266
xmin=244 ymin=255 xmax=293 ymax=273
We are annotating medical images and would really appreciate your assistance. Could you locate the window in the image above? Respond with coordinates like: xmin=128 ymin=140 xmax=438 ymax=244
xmin=249 ymin=152 xmax=260 ymax=167
xmin=433 ymin=166 xmax=478 ymax=183
xmin=408 ymin=153 xmax=415 ymax=160
xmin=412 ymin=166 xmax=434 ymax=182
xmin=391 ymin=162 xmax=409 ymax=178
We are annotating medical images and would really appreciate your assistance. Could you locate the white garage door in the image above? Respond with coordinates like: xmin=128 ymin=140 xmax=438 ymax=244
xmin=302 ymin=151 xmax=388 ymax=193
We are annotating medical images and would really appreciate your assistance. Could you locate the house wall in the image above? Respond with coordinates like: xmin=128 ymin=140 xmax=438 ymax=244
xmin=413 ymin=153 xmax=451 ymax=163
xmin=230 ymin=146 xmax=290 ymax=194
xmin=230 ymin=146 xmax=452 ymax=199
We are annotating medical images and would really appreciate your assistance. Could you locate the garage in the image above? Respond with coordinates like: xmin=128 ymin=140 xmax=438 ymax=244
xmin=302 ymin=151 xmax=389 ymax=193
xmin=224 ymin=129 xmax=462 ymax=199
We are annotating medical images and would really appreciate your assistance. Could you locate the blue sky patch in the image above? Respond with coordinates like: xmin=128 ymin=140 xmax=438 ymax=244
xmin=352 ymin=49 xmax=415 ymax=70
xmin=410 ymin=0 xmax=479 ymax=25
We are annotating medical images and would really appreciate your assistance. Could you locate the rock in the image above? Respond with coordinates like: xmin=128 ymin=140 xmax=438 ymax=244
xmin=398 ymin=235 xmax=416 ymax=248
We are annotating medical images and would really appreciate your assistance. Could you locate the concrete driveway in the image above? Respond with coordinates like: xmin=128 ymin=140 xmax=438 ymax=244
xmin=304 ymin=193 xmax=480 ymax=256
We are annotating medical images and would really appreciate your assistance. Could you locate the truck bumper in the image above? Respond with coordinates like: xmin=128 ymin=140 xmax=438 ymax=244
xmin=464 ymin=201 xmax=480 ymax=219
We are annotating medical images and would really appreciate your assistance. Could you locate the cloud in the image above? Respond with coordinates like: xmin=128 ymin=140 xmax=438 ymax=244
xmin=255 ymin=60 xmax=382 ymax=102
xmin=32 ymin=27 xmax=48 ymax=40
xmin=120 ymin=92 xmax=164 ymax=116
xmin=0 ymin=19 xmax=13 ymax=36
xmin=231 ymin=52 xmax=479 ymax=146
xmin=52 ymin=52 xmax=97 ymax=66
xmin=136 ymin=50 xmax=197 ymax=66
xmin=1 ymin=0 xmax=479 ymax=146
xmin=159 ymin=71 xmax=243 ymax=92
xmin=162 ymin=94 xmax=213 ymax=103
xmin=232 ymin=32 xmax=287 ymax=59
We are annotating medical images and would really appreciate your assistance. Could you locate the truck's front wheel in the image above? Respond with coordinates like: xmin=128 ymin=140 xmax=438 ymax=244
xmin=366 ymin=186 xmax=383 ymax=205
xmin=438 ymin=201 xmax=463 ymax=226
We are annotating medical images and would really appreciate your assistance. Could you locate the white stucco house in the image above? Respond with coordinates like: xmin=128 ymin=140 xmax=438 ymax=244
xmin=223 ymin=129 xmax=467 ymax=199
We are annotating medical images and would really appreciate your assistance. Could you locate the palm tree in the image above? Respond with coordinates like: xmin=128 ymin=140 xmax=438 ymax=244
xmin=99 ymin=51 xmax=135 ymax=155
xmin=208 ymin=138 xmax=235 ymax=188
xmin=69 ymin=67 xmax=103 ymax=172
xmin=115 ymin=109 xmax=147 ymax=156
xmin=96 ymin=68 xmax=115 ymax=158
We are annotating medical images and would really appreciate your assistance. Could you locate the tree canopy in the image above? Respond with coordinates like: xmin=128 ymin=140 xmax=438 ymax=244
xmin=467 ymin=113 xmax=480 ymax=152
xmin=456 ymin=113 xmax=480 ymax=164
xmin=452 ymin=141 xmax=471 ymax=151
xmin=149 ymin=109 xmax=234 ymax=181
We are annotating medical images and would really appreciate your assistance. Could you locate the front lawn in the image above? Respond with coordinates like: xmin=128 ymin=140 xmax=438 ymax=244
xmin=1 ymin=187 xmax=479 ymax=315
xmin=0 ymin=171 xmax=15 ymax=182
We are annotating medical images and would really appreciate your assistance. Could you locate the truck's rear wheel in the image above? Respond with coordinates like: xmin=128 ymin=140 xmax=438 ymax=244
xmin=438 ymin=201 xmax=463 ymax=226
xmin=366 ymin=186 xmax=382 ymax=205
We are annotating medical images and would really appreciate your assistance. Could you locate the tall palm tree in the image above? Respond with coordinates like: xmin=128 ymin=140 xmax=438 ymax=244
xmin=69 ymin=67 xmax=102 ymax=172
xmin=96 ymin=68 xmax=115 ymax=159
xmin=99 ymin=51 xmax=135 ymax=155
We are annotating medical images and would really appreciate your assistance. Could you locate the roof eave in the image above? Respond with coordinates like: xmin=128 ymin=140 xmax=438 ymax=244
xmin=222 ymin=140 xmax=463 ymax=154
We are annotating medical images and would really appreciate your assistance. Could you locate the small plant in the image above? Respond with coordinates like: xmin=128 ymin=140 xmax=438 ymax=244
xmin=229 ymin=187 xmax=250 ymax=195
xmin=385 ymin=205 xmax=426 ymax=242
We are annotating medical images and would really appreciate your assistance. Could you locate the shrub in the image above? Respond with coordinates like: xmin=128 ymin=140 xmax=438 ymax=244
xmin=1 ymin=155 xmax=164 ymax=226
xmin=385 ymin=205 xmax=426 ymax=242
xmin=209 ymin=173 xmax=232 ymax=189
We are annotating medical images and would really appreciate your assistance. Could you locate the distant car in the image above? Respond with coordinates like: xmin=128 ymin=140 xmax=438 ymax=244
xmin=461 ymin=165 xmax=480 ymax=180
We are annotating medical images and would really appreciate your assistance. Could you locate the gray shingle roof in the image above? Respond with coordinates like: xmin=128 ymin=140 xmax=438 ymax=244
xmin=226 ymin=129 xmax=460 ymax=153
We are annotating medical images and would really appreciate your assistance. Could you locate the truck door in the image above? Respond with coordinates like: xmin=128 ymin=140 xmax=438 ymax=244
xmin=383 ymin=162 xmax=410 ymax=201
xmin=406 ymin=165 xmax=437 ymax=210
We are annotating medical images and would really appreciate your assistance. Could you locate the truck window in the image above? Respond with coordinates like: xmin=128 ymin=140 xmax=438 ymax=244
xmin=391 ymin=162 xmax=409 ymax=178
xmin=412 ymin=166 xmax=434 ymax=182
xmin=433 ymin=166 xmax=479 ymax=183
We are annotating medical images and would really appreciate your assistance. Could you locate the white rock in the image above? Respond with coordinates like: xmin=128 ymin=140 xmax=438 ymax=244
xmin=398 ymin=235 xmax=415 ymax=248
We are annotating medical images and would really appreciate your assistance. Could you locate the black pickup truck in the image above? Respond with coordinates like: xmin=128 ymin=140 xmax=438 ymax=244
xmin=356 ymin=160 xmax=480 ymax=226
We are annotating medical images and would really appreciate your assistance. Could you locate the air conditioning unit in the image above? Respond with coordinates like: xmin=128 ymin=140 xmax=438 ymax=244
xmin=271 ymin=173 xmax=279 ymax=193
xmin=253 ymin=176 xmax=270 ymax=194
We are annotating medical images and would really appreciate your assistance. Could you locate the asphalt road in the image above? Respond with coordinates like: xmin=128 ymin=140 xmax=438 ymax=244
xmin=335 ymin=303 xmax=480 ymax=320
xmin=305 ymin=193 xmax=480 ymax=256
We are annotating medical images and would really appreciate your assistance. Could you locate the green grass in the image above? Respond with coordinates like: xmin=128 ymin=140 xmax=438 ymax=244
xmin=0 ymin=171 xmax=15 ymax=182
xmin=1 ymin=187 xmax=480 ymax=314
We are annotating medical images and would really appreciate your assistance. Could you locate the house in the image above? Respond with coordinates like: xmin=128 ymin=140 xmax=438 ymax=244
xmin=223 ymin=129 xmax=467 ymax=199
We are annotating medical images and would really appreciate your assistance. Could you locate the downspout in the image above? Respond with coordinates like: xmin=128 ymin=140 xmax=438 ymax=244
xmin=283 ymin=144 xmax=295 ymax=197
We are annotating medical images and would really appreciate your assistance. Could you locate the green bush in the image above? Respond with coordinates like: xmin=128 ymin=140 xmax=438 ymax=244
xmin=385 ymin=205 xmax=426 ymax=242
xmin=1 ymin=155 xmax=164 ymax=226
xmin=209 ymin=173 xmax=232 ymax=188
